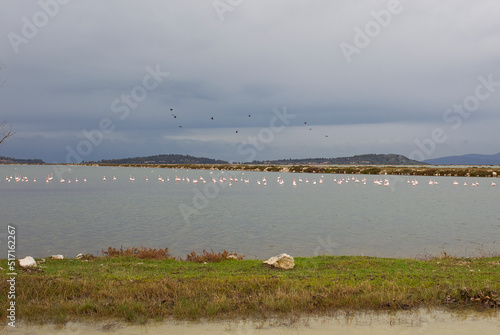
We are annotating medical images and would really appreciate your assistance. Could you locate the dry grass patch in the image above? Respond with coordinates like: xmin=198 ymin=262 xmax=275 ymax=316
xmin=102 ymin=246 xmax=174 ymax=260
xmin=184 ymin=249 xmax=244 ymax=263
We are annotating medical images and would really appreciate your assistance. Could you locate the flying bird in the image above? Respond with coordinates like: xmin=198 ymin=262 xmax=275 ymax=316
xmin=211 ymin=117 xmax=214 ymax=120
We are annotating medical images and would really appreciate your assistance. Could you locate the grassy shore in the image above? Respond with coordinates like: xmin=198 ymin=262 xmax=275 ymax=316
xmin=85 ymin=163 xmax=500 ymax=178
xmin=1 ymin=250 xmax=500 ymax=325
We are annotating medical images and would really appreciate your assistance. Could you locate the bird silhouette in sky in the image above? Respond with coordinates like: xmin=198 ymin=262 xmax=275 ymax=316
xmin=162 ymin=109 xmax=335 ymax=140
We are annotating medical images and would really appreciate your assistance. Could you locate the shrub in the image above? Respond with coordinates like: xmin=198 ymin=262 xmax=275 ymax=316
xmin=102 ymin=246 xmax=173 ymax=260
xmin=184 ymin=249 xmax=244 ymax=263
xmin=360 ymin=167 xmax=382 ymax=175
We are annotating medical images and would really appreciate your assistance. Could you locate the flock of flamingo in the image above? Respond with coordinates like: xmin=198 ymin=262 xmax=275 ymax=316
xmin=2 ymin=172 xmax=497 ymax=187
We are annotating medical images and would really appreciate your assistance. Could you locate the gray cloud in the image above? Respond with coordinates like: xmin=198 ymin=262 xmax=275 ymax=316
xmin=1 ymin=0 xmax=499 ymax=162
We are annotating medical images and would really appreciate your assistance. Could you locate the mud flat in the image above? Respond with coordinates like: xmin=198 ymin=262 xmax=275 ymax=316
xmin=92 ymin=162 xmax=500 ymax=178
xmin=4 ymin=309 xmax=500 ymax=335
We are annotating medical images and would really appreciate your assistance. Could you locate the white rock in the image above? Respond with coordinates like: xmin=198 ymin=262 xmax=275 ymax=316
xmin=76 ymin=253 xmax=83 ymax=259
xmin=263 ymin=253 xmax=295 ymax=270
xmin=19 ymin=256 xmax=37 ymax=268
xmin=51 ymin=254 xmax=64 ymax=260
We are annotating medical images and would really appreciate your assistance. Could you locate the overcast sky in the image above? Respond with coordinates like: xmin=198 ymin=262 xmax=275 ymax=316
xmin=1 ymin=0 xmax=499 ymax=163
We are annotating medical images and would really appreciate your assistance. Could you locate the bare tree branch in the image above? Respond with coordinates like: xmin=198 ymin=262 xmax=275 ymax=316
xmin=0 ymin=122 xmax=15 ymax=146
xmin=0 ymin=66 xmax=13 ymax=146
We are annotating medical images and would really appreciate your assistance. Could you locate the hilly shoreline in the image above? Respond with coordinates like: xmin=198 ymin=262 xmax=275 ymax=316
xmin=94 ymin=153 xmax=423 ymax=166
xmin=0 ymin=156 xmax=45 ymax=165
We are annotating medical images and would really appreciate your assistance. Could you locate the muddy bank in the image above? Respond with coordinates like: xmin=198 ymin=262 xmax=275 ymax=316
xmin=88 ymin=162 xmax=500 ymax=178
xmin=4 ymin=309 xmax=499 ymax=335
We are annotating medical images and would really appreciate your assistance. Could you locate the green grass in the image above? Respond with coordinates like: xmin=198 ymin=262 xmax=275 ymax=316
xmin=1 ymin=255 xmax=499 ymax=325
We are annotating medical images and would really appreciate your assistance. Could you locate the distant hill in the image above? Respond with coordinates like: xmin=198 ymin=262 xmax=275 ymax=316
xmin=251 ymin=154 xmax=424 ymax=165
xmin=0 ymin=156 xmax=45 ymax=164
xmin=99 ymin=154 xmax=228 ymax=165
xmin=424 ymin=152 xmax=500 ymax=165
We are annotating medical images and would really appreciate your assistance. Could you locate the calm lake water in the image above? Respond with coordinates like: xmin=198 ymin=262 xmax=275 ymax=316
xmin=1 ymin=165 xmax=499 ymax=259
